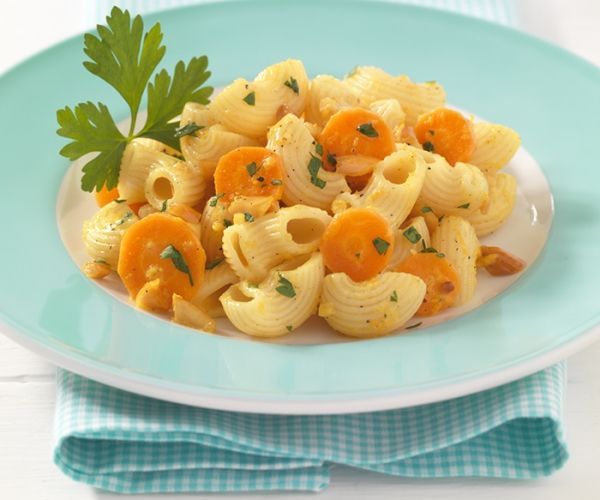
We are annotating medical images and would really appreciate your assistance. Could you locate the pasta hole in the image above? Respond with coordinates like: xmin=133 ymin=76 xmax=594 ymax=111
xmin=228 ymin=285 xmax=253 ymax=303
xmin=381 ymin=157 xmax=414 ymax=185
xmin=153 ymin=177 xmax=174 ymax=200
xmin=286 ymin=218 xmax=327 ymax=245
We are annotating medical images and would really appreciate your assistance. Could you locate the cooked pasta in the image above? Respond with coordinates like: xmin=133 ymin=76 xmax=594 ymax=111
xmin=319 ymin=272 xmax=426 ymax=337
xmin=431 ymin=216 xmax=480 ymax=305
xmin=220 ymin=252 xmax=324 ymax=337
xmin=77 ymin=58 xmax=525 ymax=340
xmin=82 ymin=200 xmax=139 ymax=269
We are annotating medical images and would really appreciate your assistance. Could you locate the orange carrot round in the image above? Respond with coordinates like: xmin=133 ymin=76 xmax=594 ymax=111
xmin=319 ymin=107 xmax=395 ymax=172
xmin=396 ymin=253 xmax=460 ymax=316
xmin=414 ymin=107 xmax=475 ymax=165
xmin=320 ymin=207 xmax=394 ymax=282
xmin=213 ymin=147 xmax=284 ymax=203
xmin=117 ymin=213 xmax=206 ymax=311
xmin=95 ymin=185 xmax=119 ymax=207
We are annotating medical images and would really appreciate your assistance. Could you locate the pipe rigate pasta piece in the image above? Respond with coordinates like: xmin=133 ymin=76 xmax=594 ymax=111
xmin=220 ymin=253 xmax=324 ymax=337
xmin=464 ymin=173 xmax=517 ymax=237
xmin=266 ymin=113 xmax=350 ymax=210
xmin=211 ymin=59 xmax=309 ymax=139
xmin=345 ymin=66 xmax=446 ymax=126
xmin=319 ymin=272 xmax=426 ymax=338
xmin=395 ymin=144 xmax=489 ymax=216
xmin=82 ymin=200 xmax=139 ymax=270
xmin=386 ymin=216 xmax=431 ymax=271
xmin=470 ymin=122 xmax=521 ymax=173
xmin=118 ymin=139 xmax=181 ymax=203
xmin=431 ymin=216 xmax=480 ymax=306
xmin=222 ymin=204 xmax=332 ymax=282
xmin=335 ymin=149 xmax=427 ymax=228
xmin=200 ymin=197 xmax=230 ymax=262
xmin=304 ymin=75 xmax=360 ymax=126
xmin=144 ymin=160 xmax=205 ymax=211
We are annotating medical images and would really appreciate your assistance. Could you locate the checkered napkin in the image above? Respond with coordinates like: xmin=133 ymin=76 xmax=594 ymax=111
xmin=53 ymin=364 xmax=568 ymax=493
xmin=53 ymin=0 xmax=568 ymax=494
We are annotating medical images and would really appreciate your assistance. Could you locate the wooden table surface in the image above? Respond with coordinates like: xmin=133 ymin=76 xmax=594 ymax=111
xmin=1 ymin=0 xmax=600 ymax=498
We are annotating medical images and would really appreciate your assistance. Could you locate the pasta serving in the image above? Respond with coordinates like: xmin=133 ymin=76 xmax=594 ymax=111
xmin=81 ymin=59 xmax=526 ymax=339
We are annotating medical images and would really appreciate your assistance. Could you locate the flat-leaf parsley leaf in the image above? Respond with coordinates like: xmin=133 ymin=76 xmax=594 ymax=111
xmin=56 ymin=7 xmax=213 ymax=192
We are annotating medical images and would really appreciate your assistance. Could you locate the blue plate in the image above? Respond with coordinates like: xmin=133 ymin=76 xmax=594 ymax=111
xmin=1 ymin=0 xmax=599 ymax=414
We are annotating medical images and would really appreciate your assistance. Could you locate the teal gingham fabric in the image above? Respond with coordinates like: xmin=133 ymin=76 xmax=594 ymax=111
xmin=53 ymin=0 xmax=568 ymax=493
xmin=54 ymin=364 xmax=568 ymax=493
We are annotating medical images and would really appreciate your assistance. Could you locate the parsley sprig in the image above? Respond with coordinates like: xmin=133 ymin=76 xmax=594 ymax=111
xmin=56 ymin=7 xmax=213 ymax=193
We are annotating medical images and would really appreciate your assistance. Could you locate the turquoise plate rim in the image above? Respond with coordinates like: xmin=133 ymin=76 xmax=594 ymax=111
xmin=1 ymin=0 xmax=599 ymax=414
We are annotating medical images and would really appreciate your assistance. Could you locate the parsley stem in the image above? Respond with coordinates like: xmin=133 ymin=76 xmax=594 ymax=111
xmin=128 ymin=108 xmax=139 ymax=137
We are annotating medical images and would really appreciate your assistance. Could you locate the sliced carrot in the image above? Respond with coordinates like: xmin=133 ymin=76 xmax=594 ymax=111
xmin=95 ymin=185 xmax=119 ymax=207
xmin=396 ymin=253 xmax=460 ymax=316
xmin=414 ymin=107 xmax=475 ymax=165
xmin=319 ymin=107 xmax=395 ymax=172
xmin=320 ymin=207 xmax=394 ymax=282
xmin=213 ymin=147 xmax=284 ymax=204
xmin=117 ymin=213 xmax=206 ymax=311
xmin=128 ymin=202 xmax=145 ymax=216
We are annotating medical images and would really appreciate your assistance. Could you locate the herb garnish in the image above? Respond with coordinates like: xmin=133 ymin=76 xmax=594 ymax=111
xmin=284 ymin=76 xmax=299 ymax=94
xmin=457 ymin=202 xmax=470 ymax=209
xmin=109 ymin=211 xmax=133 ymax=229
xmin=422 ymin=141 xmax=435 ymax=152
xmin=209 ymin=192 xmax=224 ymax=207
xmin=243 ymin=91 xmax=256 ymax=105
xmin=390 ymin=290 xmax=398 ymax=302
xmin=174 ymin=122 xmax=204 ymax=138
xmin=244 ymin=212 xmax=255 ymax=222
xmin=286 ymin=325 xmax=293 ymax=332
xmin=205 ymin=258 xmax=224 ymax=270
xmin=275 ymin=274 xmax=296 ymax=298
xmin=160 ymin=244 xmax=194 ymax=286
xmin=246 ymin=162 xmax=258 ymax=177
xmin=160 ymin=200 xmax=168 ymax=212
xmin=421 ymin=206 xmax=432 ymax=213
xmin=56 ymin=7 xmax=213 ymax=192
xmin=372 ymin=237 xmax=390 ymax=255
xmin=114 ymin=199 xmax=127 ymax=204
xmin=315 ymin=143 xmax=323 ymax=156
xmin=326 ymin=153 xmax=337 ymax=167
xmin=420 ymin=240 xmax=445 ymax=258
xmin=357 ymin=122 xmax=379 ymax=138
xmin=402 ymin=226 xmax=422 ymax=244
xmin=307 ymin=155 xmax=326 ymax=189
xmin=223 ymin=219 xmax=233 ymax=228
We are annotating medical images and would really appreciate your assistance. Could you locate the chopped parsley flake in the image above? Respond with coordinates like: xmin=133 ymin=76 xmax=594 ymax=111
xmin=243 ymin=91 xmax=255 ymax=105
xmin=110 ymin=211 xmax=133 ymax=229
xmin=390 ymin=290 xmax=398 ymax=302
xmin=357 ymin=122 xmax=379 ymax=137
xmin=372 ymin=237 xmax=390 ymax=255
xmin=307 ymin=155 xmax=326 ymax=189
xmin=458 ymin=202 xmax=470 ymax=209
xmin=174 ymin=122 xmax=204 ymax=138
xmin=114 ymin=198 xmax=127 ymax=204
xmin=421 ymin=206 xmax=433 ymax=213
xmin=275 ymin=274 xmax=296 ymax=298
xmin=403 ymin=226 xmax=422 ymax=244
xmin=246 ymin=161 xmax=258 ymax=177
xmin=315 ymin=143 xmax=323 ymax=156
xmin=244 ymin=212 xmax=255 ymax=222
xmin=286 ymin=325 xmax=293 ymax=332
xmin=160 ymin=244 xmax=194 ymax=286
xmin=209 ymin=192 xmax=224 ymax=207
xmin=284 ymin=76 xmax=299 ymax=94
xmin=160 ymin=200 xmax=168 ymax=212
xmin=422 ymin=141 xmax=435 ymax=152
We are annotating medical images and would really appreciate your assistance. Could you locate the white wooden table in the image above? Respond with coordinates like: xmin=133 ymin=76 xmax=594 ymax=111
xmin=2 ymin=1 xmax=600 ymax=498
